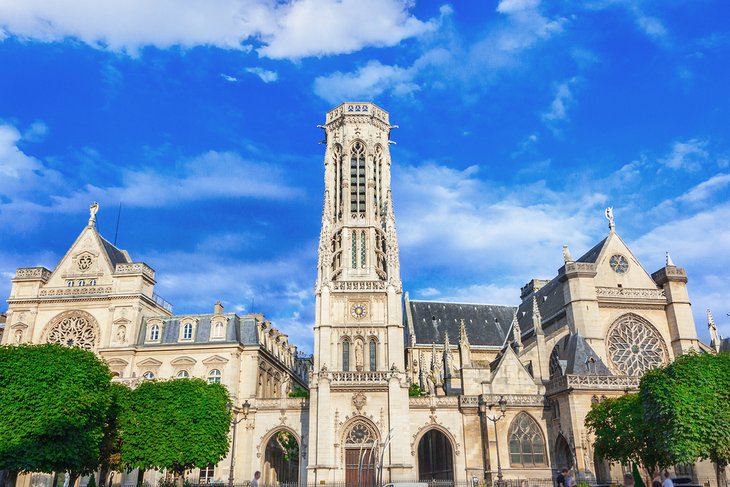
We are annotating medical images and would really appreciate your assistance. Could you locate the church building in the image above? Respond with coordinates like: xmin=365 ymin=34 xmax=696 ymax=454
xmin=3 ymin=103 xmax=726 ymax=487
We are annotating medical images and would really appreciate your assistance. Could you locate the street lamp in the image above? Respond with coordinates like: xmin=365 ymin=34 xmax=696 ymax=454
xmin=481 ymin=396 xmax=507 ymax=487
xmin=228 ymin=400 xmax=251 ymax=487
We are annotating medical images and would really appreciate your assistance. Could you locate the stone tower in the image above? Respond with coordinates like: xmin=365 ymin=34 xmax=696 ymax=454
xmin=308 ymin=103 xmax=409 ymax=484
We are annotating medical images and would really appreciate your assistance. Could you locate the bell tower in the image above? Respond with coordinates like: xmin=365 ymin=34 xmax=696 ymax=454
xmin=309 ymin=103 xmax=409 ymax=483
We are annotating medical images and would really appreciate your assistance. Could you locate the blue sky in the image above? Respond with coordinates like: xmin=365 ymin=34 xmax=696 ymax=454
xmin=1 ymin=0 xmax=729 ymax=351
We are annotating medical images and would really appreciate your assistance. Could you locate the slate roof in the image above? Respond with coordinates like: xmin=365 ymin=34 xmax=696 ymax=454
xmin=720 ymin=338 xmax=730 ymax=353
xmin=576 ymin=237 xmax=607 ymax=263
xmin=137 ymin=313 xmax=259 ymax=347
xmin=550 ymin=332 xmax=612 ymax=377
xmin=406 ymin=300 xmax=516 ymax=347
xmin=100 ymin=236 xmax=131 ymax=268
xmin=516 ymin=276 xmax=566 ymax=337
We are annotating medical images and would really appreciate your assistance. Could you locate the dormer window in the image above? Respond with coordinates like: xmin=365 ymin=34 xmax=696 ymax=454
xmin=178 ymin=318 xmax=198 ymax=342
xmin=183 ymin=323 xmax=193 ymax=340
xmin=213 ymin=322 xmax=224 ymax=339
xmin=149 ymin=324 xmax=160 ymax=341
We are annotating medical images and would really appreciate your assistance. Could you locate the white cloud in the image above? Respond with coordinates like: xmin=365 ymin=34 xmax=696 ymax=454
xmin=541 ymin=77 xmax=580 ymax=130
xmin=245 ymin=67 xmax=278 ymax=83
xmin=0 ymin=0 xmax=433 ymax=59
xmin=659 ymin=138 xmax=709 ymax=171
xmin=221 ymin=73 xmax=238 ymax=82
xmin=312 ymin=0 xmax=566 ymax=102
xmin=676 ymin=173 xmax=730 ymax=204
xmin=0 ymin=124 xmax=63 ymax=198
xmin=313 ymin=60 xmax=418 ymax=104
xmin=634 ymin=13 xmax=667 ymax=41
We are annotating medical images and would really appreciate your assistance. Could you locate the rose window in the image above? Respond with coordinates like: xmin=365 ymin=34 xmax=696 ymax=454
xmin=346 ymin=422 xmax=376 ymax=445
xmin=46 ymin=314 xmax=97 ymax=351
xmin=606 ymin=314 xmax=666 ymax=376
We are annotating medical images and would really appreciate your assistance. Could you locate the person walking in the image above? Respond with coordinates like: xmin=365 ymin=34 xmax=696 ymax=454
xmin=663 ymin=471 xmax=674 ymax=487
xmin=556 ymin=469 xmax=568 ymax=487
xmin=251 ymin=471 xmax=261 ymax=487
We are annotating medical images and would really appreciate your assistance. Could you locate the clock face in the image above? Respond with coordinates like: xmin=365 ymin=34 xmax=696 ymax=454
xmin=351 ymin=304 xmax=367 ymax=319
xmin=609 ymin=254 xmax=629 ymax=274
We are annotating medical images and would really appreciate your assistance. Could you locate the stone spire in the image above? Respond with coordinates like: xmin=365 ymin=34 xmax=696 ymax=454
xmin=532 ymin=295 xmax=544 ymax=335
xmin=317 ymin=190 xmax=333 ymax=284
xmin=511 ymin=310 xmax=523 ymax=350
xmin=458 ymin=319 xmax=469 ymax=345
xmin=708 ymin=309 xmax=720 ymax=352
xmin=666 ymin=251 xmax=675 ymax=267
xmin=384 ymin=189 xmax=402 ymax=289
xmin=443 ymin=331 xmax=451 ymax=378
xmin=562 ymin=244 xmax=573 ymax=264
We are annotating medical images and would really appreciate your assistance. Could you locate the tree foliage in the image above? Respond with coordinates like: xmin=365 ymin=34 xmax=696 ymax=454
xmin=585 ymin=393 xmax=669 ymax=477
xmin=120 ymin=378 xmax=232 ymax=476
xmin=641 ymin=351 xmax=730 ymax=486
xmin=0 ymin=344 xmax=113 ymax=479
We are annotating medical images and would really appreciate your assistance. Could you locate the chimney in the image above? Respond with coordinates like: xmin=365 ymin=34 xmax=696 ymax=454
xmin=214 ymin=301 xmax=224 ymax=315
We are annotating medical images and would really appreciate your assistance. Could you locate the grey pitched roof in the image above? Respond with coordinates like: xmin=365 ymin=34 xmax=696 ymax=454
xmin=407 ymin=300 xmax=516 ymax=347
xmin=516 ymin=276 xmax=566 ymax=336
xmin=550 ymin=332 xmax=612 ymax=377
xmin=138 ymin=313 xmax=259 ymax=347
xmin=100 ymin=237 xmax=131 ymax=268
xmin=577 ymin=237 xmax=607 ymax=263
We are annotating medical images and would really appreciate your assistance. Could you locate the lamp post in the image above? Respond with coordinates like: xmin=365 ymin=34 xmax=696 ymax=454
xmin=228 ymin=400 xmax=251 ymax=487
xmin=483 ymin=396 xmax=507 ymax=487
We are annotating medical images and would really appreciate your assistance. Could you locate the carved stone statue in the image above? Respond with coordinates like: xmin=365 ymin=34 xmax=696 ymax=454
xmin=604 ymin=207 xmax=614 ymax=230
xmin=355 ymin=341 xmax=364 ymax=371
xmin=14 ymin=329 xmax=23 ymax=344
xmin=426 ymin=373 xmax=436 ymax=396
xmin=89 ymin=202 xmax=99 ymax=227
xmin=116 ymin=325 xmax=126 ymax=343
xmin=280 ymin=375 xmax=290 ymax=398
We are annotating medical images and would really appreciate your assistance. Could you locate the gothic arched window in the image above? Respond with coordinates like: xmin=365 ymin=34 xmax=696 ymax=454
xmin=374 ymin=145 xmax=384 ymax=214
xmin=343 ymin=339 xmax=350 ymax=372
xmin=508 ymin=412 xmax=547 ymax=467
xmin=332 ymin=144 xmax=343 ymax=221
xmin=369 ymin=339 xmax=377 ymax=371
xmin=350 ymin=141 xmax=366 ymax=215
xmin=360 ymin=230 xmax=366 ymax=268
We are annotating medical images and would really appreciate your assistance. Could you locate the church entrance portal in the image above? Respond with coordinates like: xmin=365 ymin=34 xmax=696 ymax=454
xmin=343 ymin=420 xmax=378 ymax=487
xmin=263 ymin=430 xmax=299 ymax=486
xmin=417 ymin=429 xmax=454 ymax=482
xmin=554 ymin=434 xmax=574 ymax=470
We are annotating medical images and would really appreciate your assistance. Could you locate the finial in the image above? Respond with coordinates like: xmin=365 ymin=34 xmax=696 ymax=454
xmin=532 ymin=295 xmax=544 ymax=335
xmin=708 ymin=309 xmax=720 ymax=352
xmin=443 ymin=331 xmax=450 ymax=348
xmin=604 ymin=207 xmax=615 ymax=231
xmin=666 ymin=251 xmax=675 ymax=267
xmin=562 ymin=245 xmax=573 ymax=263
xmin=459 ymin=319 xmax=470 ymax=345
xmin=512 ymin=310 xmax=523 ymax=349
xmin=88 ymin=202 xmax=99 ymax=227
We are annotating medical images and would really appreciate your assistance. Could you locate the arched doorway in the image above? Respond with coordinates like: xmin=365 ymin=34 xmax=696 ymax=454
xmin=417 ymin=429 xmax=454 ymax=482
xmin=263 ymin=430 xmax=299 ymax=486
xmin=343 ymin=420 xmax=378 ymax=487
xmin=554 ymin=434 xmax=573 ymax=470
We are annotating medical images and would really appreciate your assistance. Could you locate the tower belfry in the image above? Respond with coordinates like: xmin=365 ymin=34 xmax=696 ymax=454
xmin=309 ymin=103 xmax=408 ymax=484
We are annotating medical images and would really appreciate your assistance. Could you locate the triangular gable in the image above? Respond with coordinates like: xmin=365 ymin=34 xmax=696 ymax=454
xmin=202 ymin=354 xmax=229 ymax=365
xmin=590 ymin=231 xmax=657 ymax=288
xmin=487 ymin=346 xmax=540 ymax=393
xmin=137 ymin=357 xmax=163 ymax=367
xmin=45 ymin=223 xmax=131 ymax=288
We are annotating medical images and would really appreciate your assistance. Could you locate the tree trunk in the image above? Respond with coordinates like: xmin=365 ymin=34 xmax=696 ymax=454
xmin=136 ymin=470 xmax=145 ymax=487
xmin=1 ymin=470 xmax=18 ymax=487
xmin=716 ymin=461 xmax=727 ymax=487
xmin=98 ymin=467 xmax=109 ymax=487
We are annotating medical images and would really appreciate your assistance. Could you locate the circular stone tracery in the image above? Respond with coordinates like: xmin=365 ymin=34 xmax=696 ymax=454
xmin=345 ymin=421 xmax=377 ymax=445
xmin=606 ymin=314 xmax=666 ymax=376
xmin=45 ymin=312 xmax=98 ymax=351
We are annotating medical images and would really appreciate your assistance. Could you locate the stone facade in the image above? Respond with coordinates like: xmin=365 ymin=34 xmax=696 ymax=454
xmin=3 ymin=102 xmax=727 ymax=487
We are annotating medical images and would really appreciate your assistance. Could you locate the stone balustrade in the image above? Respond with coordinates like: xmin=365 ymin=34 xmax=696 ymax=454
xmin=115 ymin=262 xmax=155 ymax=279
xmin=15 ymin=267 xmax=51 ymax=281
xmin=596 ymin=286 xmax=665 ymax=299
xmin=546 ymin=374 xmax=640 ymax=395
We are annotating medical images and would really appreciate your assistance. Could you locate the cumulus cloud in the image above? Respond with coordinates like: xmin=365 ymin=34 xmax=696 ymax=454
xmin=0 ymin=123 xmax=63 ymax=198
xmin=0 ymin=0 xmax=433 ymax=59
xmin=313 ymin=60 xmax=418 ymax=104
xmin=541 ymin=77 xmax=581 ymax=132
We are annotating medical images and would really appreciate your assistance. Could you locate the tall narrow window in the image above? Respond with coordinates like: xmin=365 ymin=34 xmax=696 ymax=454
xmin=374 ymin=146 xmax=383 ymax=214
xmin=508 ymin=412 xmax=547 ymax=467
xmin=183 ymin=323 xmax=193 ymax=340
xmin=360 ymin=230 xmax=366 ymax=268
xmin=213 ymin=322 xmax=224 ymax=338
xmin=150 ymin=324 xmax=160 ymax=341
xmin=352 ymin=232 xmax=357 ymax=268
xmin=332 ymin=144 xmax=342 ymax=221
xmin=350 ymin=142 xmax=366 ymax=215
xmin=343 ymin=340 xmax=350 ymax=371
xmin=369 ymin=339 xmax=377 ymax=371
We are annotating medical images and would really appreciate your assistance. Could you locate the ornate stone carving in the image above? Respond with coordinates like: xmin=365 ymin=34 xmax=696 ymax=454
xmin=15 ymin=267 xmax=51 ymax=281
xmin=596 ymin=287 xmax=665 ymax=299
xmin=606 ymin=314 xmax=667 ymax=376
xmin=352 ymin=392 xmax=367 ymax=411
xmin=43 ymin=311 xmax=99 ymax=351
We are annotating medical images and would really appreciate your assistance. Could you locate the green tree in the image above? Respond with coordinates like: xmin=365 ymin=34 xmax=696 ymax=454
xmin=0 ymin=344 xmax=113 ymax=487
xmin=641 ymin=351 xmax=730 ymax=487
xmin=585 ymin=393 xmax=669 ymax=478
xmin=97 ymin=383 xmax=130 ymax=487
xmin=120 ymin=378 xmax=232 ymax=483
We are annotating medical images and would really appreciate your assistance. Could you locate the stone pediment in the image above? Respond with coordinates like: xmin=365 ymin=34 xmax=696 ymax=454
xmin=137 ymin=357 xmax=163 ymax=367
xmin=171 ymin=356 xmax=197 ymax=366
xmin=106 ymin=358 xmax=129 ymax=366
xmin=202 ymin=354 xmax=229 ymax=365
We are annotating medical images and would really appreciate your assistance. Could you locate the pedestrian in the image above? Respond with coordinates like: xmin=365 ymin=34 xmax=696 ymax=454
xmin=624 ymin=473 xmax=635 ymax=487
xmin=652 ymin=472 xmax=662 ymax=487
xmin=251 ymin=471 xmax=261 ymax=487
xmin=565 ymin=470 xmax=576 ymax=487
xmin=663 ymin=471 xmax=674 ymax=487
xmin=556 ymin=468 xmax=568 ymax=487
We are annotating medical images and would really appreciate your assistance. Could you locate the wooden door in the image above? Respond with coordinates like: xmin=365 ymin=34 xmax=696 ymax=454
xmin=345 ymin=448 xmax=376 ymax=487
